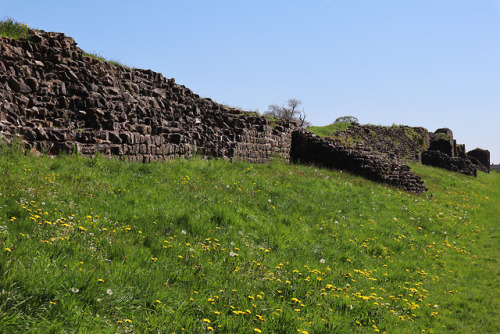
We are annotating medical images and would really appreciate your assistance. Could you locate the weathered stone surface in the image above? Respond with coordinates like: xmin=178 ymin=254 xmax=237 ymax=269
xmin=0 ymin=30 xmax=297 ymax=166
xmin=422 ymin=150 xmax=477 ymax=177
xmin=291 ymin=130 xmax=427 ymax=193
xmin=8 ymin=77 xmax=31 ymax=94
xmin=467 ymin=148 xmax=490 ymax=173
xmin=0 ymin=28 xmax=487 ymax=193
xmin=329 ymin=125 xmax=429 ymax=162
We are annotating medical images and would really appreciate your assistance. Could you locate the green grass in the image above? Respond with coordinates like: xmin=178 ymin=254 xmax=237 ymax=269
xmin=0 ymin=18 xmax=30 ymax=39
xmin=1 ymin=141 xmax=498 ymax=333
xmin=82 ymin=51 xmax=129 ymax=68
xmin=0 ymin=18 xmax=128 ymax=68
xmin=307 ymin=122 xmax=352 ymax=137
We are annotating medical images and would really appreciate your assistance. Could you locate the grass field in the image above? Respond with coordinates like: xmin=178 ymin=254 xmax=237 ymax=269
xmin=1 ymin=140 xmax=498 ymax=333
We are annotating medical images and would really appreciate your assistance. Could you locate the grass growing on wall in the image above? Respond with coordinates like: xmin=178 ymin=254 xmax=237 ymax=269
xmin=1 ymin=18 xmax=128 ymax=69
xmin=0 ymin=18 xmax=30 ymax=39
xmin=0 ymin=142 xmax=499 ymax=333
xmin=82 ymin=51 xmax=129 ymax=68
xmin=307 ymin=122 xmax=351 ymax=137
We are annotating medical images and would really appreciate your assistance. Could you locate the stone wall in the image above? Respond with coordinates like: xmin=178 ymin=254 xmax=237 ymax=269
xmin=0 ymin=28 xmax=490 ymax=194
xmin=325 ymin=124 xmax=485 ymax=177
xmin=467 ymin=148 xmax=490 ymax=173
xmin=291 ymin=130 xmax=427 ymax=193
xmin=328 ymin=124 xmax=429 ymax=162
xmin=422 ymin=128 xmax=488 ymax=176
xmin=421 ymin=150 xmax=477 ymax=177
xmin=0 ymin=29 xmax=295 ymax=164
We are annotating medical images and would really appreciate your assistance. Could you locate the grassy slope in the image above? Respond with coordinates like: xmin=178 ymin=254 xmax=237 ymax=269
xmin=0 ymin=141 xmax=498 ymax=333
xmin=307 ymin=122 xmax=351 ymax=137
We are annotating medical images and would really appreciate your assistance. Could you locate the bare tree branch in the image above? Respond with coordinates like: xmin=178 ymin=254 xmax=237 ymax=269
xmin=264 ymin=98 xmax=310 ymax=127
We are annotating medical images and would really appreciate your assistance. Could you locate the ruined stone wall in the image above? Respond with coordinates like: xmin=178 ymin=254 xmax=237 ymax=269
xmin=421 ymin=150 xmax=477 ymax=177
xmin=1 ymin=29 xmax=490 ymax=193
xmin=422 ymin=128 xmax=487 ymax=176
xmin=291 ymin=130 xmax=427 ymax=193
xmin=329 ymin=124 xmax=487 ymax=177
xmin=328 ymin=124 xmax=430 ymax=162
xmin=467 ymin=148 xmax=490 ymax=173
xmin=0 ymin=30 xmax=295 ymax=164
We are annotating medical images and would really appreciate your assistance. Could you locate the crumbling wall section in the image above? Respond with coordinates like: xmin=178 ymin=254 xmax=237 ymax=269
xmin=329 ymin=124 xmax=430 ymax=162
xmin=467 ymin=148 xmax=490 ymax=173
xmin=1 ymin=28 xmax=490 ymax=193
xmin=291 ymin=130 xmax=427 ymax=193
xmin=0 ymin=30 xmax=295 ymax=164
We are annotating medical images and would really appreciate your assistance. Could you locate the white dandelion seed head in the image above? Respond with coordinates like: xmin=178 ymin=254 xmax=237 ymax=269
xmin=71 ymin=287 xmax=79 ymax=293
xmin=181 ymin=230 xmax=187 ymax=235
xmin=320 ymin=259 xmax=326 ymax=264
xmin=229 ymin=251 xmax=238 ymax=257
xmin=106 ymin=289 xmax=113 ymax=295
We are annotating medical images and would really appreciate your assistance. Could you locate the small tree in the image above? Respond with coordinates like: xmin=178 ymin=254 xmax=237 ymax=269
xmin=264 ymin=98 xmax=310 ymax=127
xmin=335 ymin=116 xmax=359 ymax=124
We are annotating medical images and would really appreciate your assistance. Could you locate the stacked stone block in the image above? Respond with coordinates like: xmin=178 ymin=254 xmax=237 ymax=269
xmin=0 ymin=28 xmax=491 ymax=193
xmin=290 ymin=130 xmax=427 ymax=193
xmin=0 ymin=29 xmax=295 ymax=164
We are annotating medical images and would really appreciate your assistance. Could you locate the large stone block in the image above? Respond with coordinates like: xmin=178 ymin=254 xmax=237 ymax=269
xmin=467 ymin=148 xmax=490 ymax=173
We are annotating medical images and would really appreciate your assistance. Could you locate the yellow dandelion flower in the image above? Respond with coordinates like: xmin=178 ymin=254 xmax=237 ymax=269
xmin=203 ymin=318 xmax=211 ymax=323
xmin=254 ymin=329 xmax=262 ymax=333
xmin=207 ymin=327 xmax=214 ymax=331
xmin=5 ymin=248 xmax=12 ymax=252
xmin=125 ymin=319 xmax=132 ymax=323
xmin=97 ymin=278 xmax=104 ymax=282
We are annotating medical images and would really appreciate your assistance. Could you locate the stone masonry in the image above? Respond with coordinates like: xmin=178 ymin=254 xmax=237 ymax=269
xmin=0 ymin=29 xmax=491 ymax=193
xmin=291 ymin=130 xmax=427 ymax=193
xmin=0 ymin=30 xmax=294 ymax=164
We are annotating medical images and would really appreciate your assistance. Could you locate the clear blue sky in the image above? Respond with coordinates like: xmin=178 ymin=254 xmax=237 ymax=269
xmin=3 ymin=0 xmax=499 ymax=163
